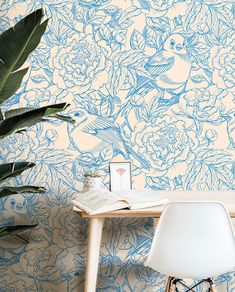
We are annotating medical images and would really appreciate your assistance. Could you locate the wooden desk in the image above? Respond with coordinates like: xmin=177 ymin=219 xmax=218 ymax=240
xmin=73 ymin=190 xmax=235 ymax=292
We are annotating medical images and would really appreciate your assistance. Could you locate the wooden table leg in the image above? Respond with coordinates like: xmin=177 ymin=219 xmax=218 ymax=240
xmin=153 ymin=217 xmax=158 ymax=230
xmin=84 ymin=217 xmax=104 ymax=292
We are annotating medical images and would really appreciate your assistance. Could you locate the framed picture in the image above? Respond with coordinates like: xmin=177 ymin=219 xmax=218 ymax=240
xmin=109 ymin=161 xmax=132 ymax=192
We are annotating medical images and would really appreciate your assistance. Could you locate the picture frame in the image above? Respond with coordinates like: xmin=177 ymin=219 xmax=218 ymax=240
xmin=109 ymin=161 xmax=132 ymax=192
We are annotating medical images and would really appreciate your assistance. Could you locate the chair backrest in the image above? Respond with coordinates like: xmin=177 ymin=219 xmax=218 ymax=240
xmin=145 ymin=201 xmax=235 ymax=279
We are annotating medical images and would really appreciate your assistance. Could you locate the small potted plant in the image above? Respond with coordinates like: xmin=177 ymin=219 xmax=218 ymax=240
xmin=83 ymin=169 xmax=103 ymax=191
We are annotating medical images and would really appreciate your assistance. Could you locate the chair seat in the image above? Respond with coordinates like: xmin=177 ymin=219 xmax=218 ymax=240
xmin=145 ymin=201 xmax=235 ymax=279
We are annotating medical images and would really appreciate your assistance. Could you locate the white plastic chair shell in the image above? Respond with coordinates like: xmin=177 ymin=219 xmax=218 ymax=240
xmin=145 ymin=201 xmax=235 ymax=279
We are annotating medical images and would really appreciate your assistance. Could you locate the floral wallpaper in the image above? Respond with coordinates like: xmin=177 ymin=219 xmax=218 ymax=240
xmin=0 ymin=0 xmax=234 ymax=291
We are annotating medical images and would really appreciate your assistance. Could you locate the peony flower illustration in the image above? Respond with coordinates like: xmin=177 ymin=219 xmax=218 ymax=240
xmin=209 ymin=34 xmax=235 ymax=90
xmin=130 ymin=114 xmax=198 ymax=179
xmin=0 ymin=274 xmax=34 ymax=291
xmin=179 ymin=85 xmax=226 ymax=124
xmin=52 ymin=205 xmax=86 ymax=248
xmin=78 ymin=0 xmax=110 ymax=8
xmin=0 ymin=129 xmax=40 ymax=164
xmin=132 ymin=0 xmax=188 ymax=19
xmin=20 ymin=248 xmax=63 ymax=282
xmin=49 ymin=33 xmax=111 ymax=94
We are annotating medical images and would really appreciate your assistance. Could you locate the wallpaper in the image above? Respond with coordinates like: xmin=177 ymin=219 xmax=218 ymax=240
xmin=0 ymin=0 xmax=234 ymax=291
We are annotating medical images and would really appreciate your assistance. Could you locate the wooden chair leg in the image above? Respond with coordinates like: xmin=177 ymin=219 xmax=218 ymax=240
xmin=209 ymin=283 xmax=217 ymax=292
xmin=165 ymin=277 xmax=174 ymax=292
xmin=170 ymin=282 xmax=177 ymax=292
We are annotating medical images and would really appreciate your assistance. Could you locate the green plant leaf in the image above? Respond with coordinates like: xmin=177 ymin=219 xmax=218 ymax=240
xmin=0 ymin=162 xmax=35 ymax=184
xmin=0 ymin=9 xmax=77 ymax=238
xmin=0 ymin=109 xmax=3 ymax=121
xmin=4 ymin=106 xmax=76 ymax=125
xmin=0 ymin=9 xmax=48 ymax=105
xmin=0 ymin=103 xmax=74 ymax=138
xmin=44 ymin=103 xmax=70 ymax=116
xmin=0 ymin=224 xmax=37 ymax=238
xmin=4 ymin=107 xmax=34 ymax=119
xmin=51 ymin=114 xmax=76 ymax=124
xmin=0 ymin=186 xmax=46 ymax=199
xmin=0 ymin=68 xmax=29 ymax=105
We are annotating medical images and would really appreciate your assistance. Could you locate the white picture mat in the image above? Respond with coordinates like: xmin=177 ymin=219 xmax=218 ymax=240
xmin=109 ymin=162 xmax=131 ymax=191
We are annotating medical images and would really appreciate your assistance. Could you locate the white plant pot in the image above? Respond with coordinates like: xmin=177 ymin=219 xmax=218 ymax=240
xmin=83 ymin=176 xmax=103 ymax=192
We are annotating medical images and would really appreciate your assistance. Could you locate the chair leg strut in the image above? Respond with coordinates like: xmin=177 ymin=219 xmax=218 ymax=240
xmin=165 ymin=277 xmax=216 ymax=292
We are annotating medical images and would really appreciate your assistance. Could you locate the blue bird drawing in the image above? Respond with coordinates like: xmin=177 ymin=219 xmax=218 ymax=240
xmin=69 ymin=110 xmax=150 ymax=169
xmin=128 ymin=33 xmax=192 ymax=105
xmin=82 ymin=117 xmax=150 ymax=169
xmin=82 ymin=117 xmax=126 ymax=154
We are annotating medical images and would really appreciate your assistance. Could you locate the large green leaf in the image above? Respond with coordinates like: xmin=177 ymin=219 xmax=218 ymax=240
xmin=0 ymin=103 xmax=75 ymax=138
xmin=0 ymin=224 xmax=37 ymax=238
xmin=0 ymin=68 xmax=29 ymax=106
xmin=5 ymin=107 xmax=75 ymax=123
xmin=0 ymin=9 xmax=48 ymax=105
xmin=0 ymin=186 xmax=46 ymax=199
xmin=4 ymin=107 xmax=34 ymax=119
xmin=0 ymin=162 xmax=35 ymax=184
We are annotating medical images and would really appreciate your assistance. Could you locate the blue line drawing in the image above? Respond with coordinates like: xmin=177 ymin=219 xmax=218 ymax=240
xmin=128 ymin=33 xmax=192 ymax=106
xmin=0 ymin=0 xmax=234 ymax=290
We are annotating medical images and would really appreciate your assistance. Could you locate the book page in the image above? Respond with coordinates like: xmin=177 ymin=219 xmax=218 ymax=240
xmin=72 ymin=189 xmax=126 ymax=214
xmin=114 ymin=189 xmax=169 ymax=209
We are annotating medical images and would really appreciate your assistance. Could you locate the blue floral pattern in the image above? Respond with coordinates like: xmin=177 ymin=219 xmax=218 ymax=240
xmin=0 ymin=0 xmax=234 ymax=291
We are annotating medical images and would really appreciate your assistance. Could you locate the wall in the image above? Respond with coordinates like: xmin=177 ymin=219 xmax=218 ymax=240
xmin=0 ymin=0 xmax=234 ymax=291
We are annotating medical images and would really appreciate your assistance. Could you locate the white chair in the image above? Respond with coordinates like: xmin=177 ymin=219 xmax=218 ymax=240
xmin=145 ymin=201 xmax=235 ymax=291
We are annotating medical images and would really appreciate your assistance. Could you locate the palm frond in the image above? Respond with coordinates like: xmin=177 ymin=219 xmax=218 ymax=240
xmin=0 ymin=103 xmax=74 ymax=138
xmin=0 ymin=162 xmax=35 ymax=184
xmin=0 ymin=224 xmax=37 ymax=238
xmin=0 ymin=9 xmax=48 ymax=105
xmin=0 ymin=186 xmax=46 ymax=199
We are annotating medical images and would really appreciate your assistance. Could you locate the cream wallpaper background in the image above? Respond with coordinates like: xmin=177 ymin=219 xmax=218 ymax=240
xmin=0 ymin=0 xmax=234 ymax=291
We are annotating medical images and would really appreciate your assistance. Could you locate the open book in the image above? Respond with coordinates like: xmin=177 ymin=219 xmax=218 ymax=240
xmin=72 ymin=189 xmax=169 ymax=215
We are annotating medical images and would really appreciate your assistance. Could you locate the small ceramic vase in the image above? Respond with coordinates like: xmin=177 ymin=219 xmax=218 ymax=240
xmin=83 ymin=176 xmax=103 ymax=192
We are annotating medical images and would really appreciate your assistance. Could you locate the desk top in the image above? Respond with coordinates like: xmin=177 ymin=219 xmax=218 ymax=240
xmin=73 ymin=190 xmax=235 ymax=218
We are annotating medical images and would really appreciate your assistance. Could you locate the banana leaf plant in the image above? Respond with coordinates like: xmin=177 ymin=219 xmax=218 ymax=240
xmin=0 ymin=9 xmax=75 ymax=239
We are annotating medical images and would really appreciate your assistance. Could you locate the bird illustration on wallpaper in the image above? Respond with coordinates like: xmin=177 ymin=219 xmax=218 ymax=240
xmin=70 ymin=112 xmax=150 ymax=169
xmin=127 ymin=33 xmax=192 ymax=105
